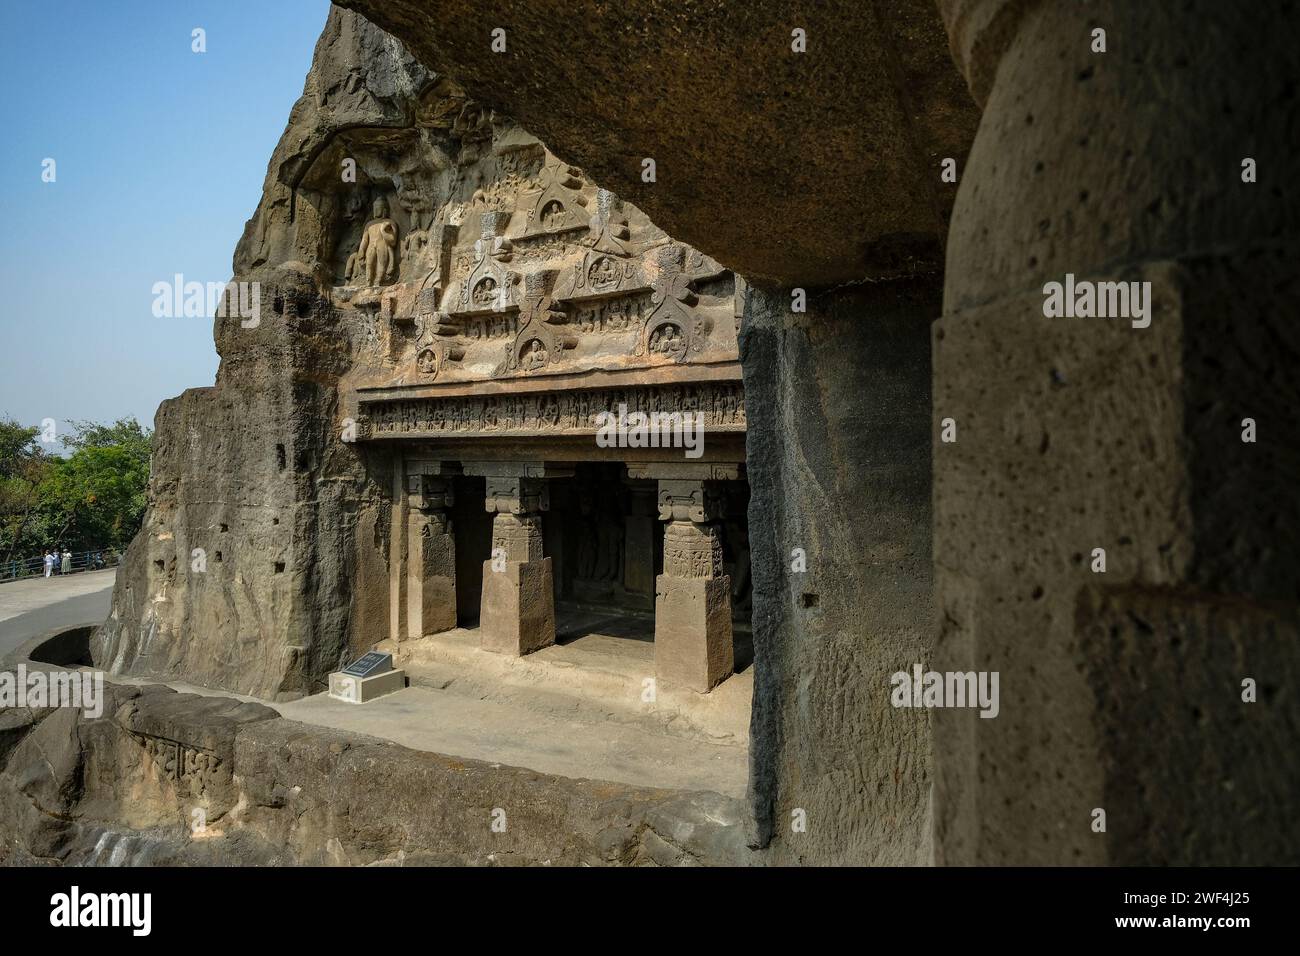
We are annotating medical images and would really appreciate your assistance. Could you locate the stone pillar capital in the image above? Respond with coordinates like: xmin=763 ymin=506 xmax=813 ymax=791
xmin=484 ymin=475 xmax=549 ymax=515
xmin=463 ymin=461 xmax=574 ymax=514
xmin=407 ymin=473 xmax=455 ymax=511
xmin=656 ymin=478 xmax=724 ymax=524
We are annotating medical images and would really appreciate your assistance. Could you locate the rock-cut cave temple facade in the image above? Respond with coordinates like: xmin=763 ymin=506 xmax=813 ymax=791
xmin=85 ymin=0 xmax=1300 ymax=867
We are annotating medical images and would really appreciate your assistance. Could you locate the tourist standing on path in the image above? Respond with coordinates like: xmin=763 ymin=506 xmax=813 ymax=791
xmin=43 ymin=551 xmax=55 ymax=578
xmin=61 ymin=549 xmax=72 ymax=574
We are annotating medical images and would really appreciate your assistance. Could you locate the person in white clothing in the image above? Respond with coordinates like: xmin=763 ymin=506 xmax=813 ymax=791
xmin=43 ymin=551 xmax=55 ymax=578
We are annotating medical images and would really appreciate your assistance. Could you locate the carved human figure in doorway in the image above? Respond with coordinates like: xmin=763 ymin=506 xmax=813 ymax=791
xmin=351 ymin=196 xmax=399 ymax=287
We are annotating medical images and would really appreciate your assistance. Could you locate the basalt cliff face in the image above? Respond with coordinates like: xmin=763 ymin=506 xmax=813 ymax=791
xmin=93 ymin=9 xmax=413 ymax=699
xmin=92 ymin=7 xmax=730 ymax=700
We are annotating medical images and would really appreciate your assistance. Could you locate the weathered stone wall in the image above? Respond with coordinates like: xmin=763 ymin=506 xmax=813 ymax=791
xmin=932 ymin=0 xmax=1300 ymax=863
xmin=742 ymin=280 xmax=935 ymax=863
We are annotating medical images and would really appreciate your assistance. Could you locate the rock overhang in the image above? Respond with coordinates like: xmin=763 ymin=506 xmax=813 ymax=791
xmin=333 ymin=0 xmax=981 ymax=287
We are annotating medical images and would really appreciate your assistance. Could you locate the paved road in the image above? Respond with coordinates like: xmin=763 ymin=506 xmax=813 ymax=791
xmin=0 ymin=569 xmax=116 ymax=659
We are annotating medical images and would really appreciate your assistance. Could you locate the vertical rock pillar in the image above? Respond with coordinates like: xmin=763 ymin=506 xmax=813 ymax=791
xmin=622 ymin=480 xmax=657 ymax=605
xmin=654 ymin=478 xmax=734 ymax=692
xmin=468 ymin=463 xmax=572 ymax=655
xmin=405 ymin=463 xmax=458 ymax=640
xmin=934 ymin=0 xmax=1300 ymax=863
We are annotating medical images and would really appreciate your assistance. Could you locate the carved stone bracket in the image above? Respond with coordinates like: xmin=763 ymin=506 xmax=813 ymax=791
xmin=405 ymin=460 xmax=459 ymax=511
xmin=655 ymin=478 xmax=725 ymax=524
xmin=464 ymin=461 xmax=575 ymax=515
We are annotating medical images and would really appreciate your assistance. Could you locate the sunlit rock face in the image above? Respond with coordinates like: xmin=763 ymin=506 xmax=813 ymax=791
xmin=94 ymin=7 xmax=742 ymax=701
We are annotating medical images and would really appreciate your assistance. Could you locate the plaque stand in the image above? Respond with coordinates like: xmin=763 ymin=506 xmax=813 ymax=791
xmin=328 ymin=652 xmax=407 ymax=703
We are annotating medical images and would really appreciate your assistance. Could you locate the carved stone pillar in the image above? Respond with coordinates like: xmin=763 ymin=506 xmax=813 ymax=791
xmin=388 ymin=463 xmax=409 ymax=643
xmin=466 ymin=463 xmax=572 ymax=656
xmin=654 ymin=478 xmax=733 ymax=692
xmin=405 ymin=465 xmax=458 ymax=640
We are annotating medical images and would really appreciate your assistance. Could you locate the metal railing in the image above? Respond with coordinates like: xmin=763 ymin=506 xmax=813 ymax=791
xmin=0 ymin=550 xmax=121 ymax=583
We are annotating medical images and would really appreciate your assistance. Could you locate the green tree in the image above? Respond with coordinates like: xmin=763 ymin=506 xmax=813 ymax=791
xmin=0 ymin=416 xmax=153 ymax=565
xmin=0 ymin=418 xmax=54 ymax=563
xmin=42 ymin=418 xmax=153 ymax=553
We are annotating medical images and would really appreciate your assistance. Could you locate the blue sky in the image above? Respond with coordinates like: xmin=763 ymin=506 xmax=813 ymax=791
xmin=0 ymin=0 xmax=330 ymax=449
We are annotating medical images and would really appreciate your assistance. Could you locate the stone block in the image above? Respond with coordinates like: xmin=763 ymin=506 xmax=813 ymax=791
xmin=407 ymin=517 xmax=456 ymax=638
xmin=479 ymin=558 xmax=556 ymax=656
xmin=654 ymin=574 xmax=733 ymax=692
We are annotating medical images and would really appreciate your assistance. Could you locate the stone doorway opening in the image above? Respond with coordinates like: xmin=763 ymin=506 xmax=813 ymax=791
xmin=542 ymin=464 xmax=753 ymax=678
xmin=406 ymin=458 xmax=753 ymax=689
xmin=449 ymin=474 xmax=492 ymax=627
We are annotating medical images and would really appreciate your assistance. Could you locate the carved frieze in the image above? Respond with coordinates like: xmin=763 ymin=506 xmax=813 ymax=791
xmin=134 ymin=733 xmax=224 ymax=797
xmin=357 ymin=381 xmax=745 ymax=439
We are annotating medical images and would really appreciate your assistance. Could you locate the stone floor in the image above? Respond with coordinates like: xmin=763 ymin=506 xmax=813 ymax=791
xmin=58 ymin=589 xmax=750 ymax=800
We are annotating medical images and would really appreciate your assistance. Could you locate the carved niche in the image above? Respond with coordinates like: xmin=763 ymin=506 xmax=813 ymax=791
xmin=408 ymin=270 xmax=465 ymax=380
xmin=518 ymin=155 xmax=590 ymax=239
xmin=345 ymin=195 xmax=400 ymax=287
xmin=454 ymin=211 xmax=518 ymax=314
xmin=506 ymin=269 xmax=576 ymax=373
xmin=639 ymin=244 xmax=710 ymax=362
xmin=553 ymin=189 xmax=642 ymax=301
